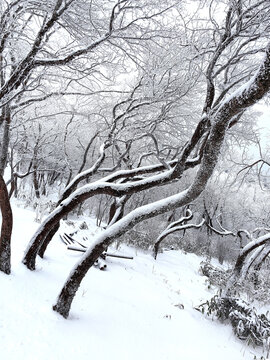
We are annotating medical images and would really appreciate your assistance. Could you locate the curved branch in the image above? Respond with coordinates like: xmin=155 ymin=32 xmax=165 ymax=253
xmin=153 ymin=213 xmax=204 ymax=259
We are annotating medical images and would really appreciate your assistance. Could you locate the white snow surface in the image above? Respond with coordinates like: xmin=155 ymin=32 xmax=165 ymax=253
xmin=0 ymin=204 xmax=266 ymax=359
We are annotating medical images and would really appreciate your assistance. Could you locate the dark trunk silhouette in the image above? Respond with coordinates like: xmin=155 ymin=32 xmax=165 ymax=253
xmin=0 ymin=175 xmax=13 ymax=274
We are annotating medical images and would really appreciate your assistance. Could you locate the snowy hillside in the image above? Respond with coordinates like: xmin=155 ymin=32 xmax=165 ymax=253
xmin=0 ymin=204 xmax=265 ymax=359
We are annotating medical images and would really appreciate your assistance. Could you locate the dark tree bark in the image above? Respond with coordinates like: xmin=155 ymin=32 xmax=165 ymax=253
xmin=38 ymin=223 xmax=60 ymax=258
xmin=0 ymin=103 xmax=12 ymax=274
xmin=52 ymin=242 xmax=106 ymax=318
xmin=0 ymin=174 xmax=12 ymax=274
xmin=0 ymin=106 xmax=11 ymax=176
xmin=33 ymin=169 xmax=40 ymax=199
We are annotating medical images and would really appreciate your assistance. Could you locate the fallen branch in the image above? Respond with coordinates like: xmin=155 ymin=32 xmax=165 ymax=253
xmin=67 ymin=246 xmax=133 ymax=260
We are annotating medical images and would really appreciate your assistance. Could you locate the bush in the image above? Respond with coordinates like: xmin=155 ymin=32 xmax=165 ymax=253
xmin=198 ymin=295 xmax=270 ymax=356
xmin=199 ymin=261 xmax=231 ymax=288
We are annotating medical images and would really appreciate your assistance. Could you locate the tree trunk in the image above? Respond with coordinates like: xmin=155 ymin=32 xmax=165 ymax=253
xmin=33 ymin=165 xmax=40 ymax=199
xmin=225 ymin=235 xmax=270 ymax=295
xmin=0 ymin=106 xmax=11 ymax=176
xmin=0 ymin=174 xmax=12 ymax=274
xmin=23 ymin=189 xmax=98 ymax=269
xmin=153 ymin=235 xmax=166 ymax=259
xmin=53 ymin=242 xmax=106 ymax=318
xmin=38 ymin=223 xmax=60 ymax=258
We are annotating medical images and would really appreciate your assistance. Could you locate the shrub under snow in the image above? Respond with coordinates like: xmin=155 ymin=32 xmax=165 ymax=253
xmin=198 ymin=295 xmax=270 ymax=356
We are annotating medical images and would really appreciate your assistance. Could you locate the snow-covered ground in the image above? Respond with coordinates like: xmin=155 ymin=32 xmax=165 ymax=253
xmin=0 ymin=204 xmax=265 ymax=359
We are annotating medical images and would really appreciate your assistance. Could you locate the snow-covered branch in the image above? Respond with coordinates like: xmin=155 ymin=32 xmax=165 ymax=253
xmin=153 ymin=209 xmax=205 ymax=259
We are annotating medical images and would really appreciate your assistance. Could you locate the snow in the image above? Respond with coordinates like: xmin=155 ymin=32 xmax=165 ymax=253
xmin=0 ymin=203 xmax=266 ymax=359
